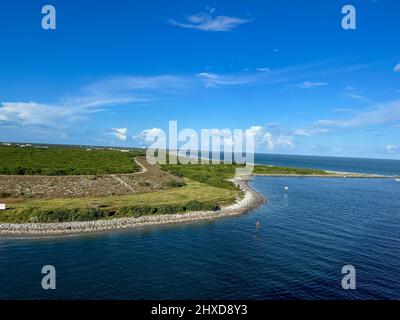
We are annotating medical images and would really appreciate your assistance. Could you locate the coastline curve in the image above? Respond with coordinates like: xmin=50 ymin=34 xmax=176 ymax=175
xmin=0 ymin=175 xmax=265 ymax=236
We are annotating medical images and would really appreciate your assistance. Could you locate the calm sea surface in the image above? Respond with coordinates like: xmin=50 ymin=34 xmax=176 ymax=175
xmin=0 ymin=156 xmax=399 ymax=299
xmin=254 ymin=153 xmax=400 ymax=176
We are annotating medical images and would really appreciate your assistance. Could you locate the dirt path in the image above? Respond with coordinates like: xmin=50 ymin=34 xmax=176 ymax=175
xmin=132 ymin=156 xmax=148 ymax=174
xmin=110 ymin=157 xmax=148 ymax=192
xmin=0 ymin=174 xmax=264 ymax=236
xmin=0 ymin=156 xmax=179 ymax=199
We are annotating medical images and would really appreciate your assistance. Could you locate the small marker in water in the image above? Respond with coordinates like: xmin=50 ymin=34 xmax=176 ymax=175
xmin=256 ymin=221 xmax=260 ymax=231
xmin=284 ymin=186 xmax=289 ymax=192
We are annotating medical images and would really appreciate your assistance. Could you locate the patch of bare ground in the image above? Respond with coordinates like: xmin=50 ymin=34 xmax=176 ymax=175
xmin=0 ymin=157 xmax=183 ymax=199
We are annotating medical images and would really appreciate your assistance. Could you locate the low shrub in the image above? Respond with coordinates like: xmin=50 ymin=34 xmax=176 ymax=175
xmin=0 ymin=200 xmax=222 ymax=223
xmin=163 ymin=180 xmax=186 ymax=188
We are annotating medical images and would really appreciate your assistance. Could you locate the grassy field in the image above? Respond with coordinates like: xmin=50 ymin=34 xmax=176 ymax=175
xmin=161 ymin=163 xmax=237 ymax=190
xmin=0 ymin=145 xmax=330 ymax=223
xmin=0 ymin=145 xmax=144 ymax=175
xmin=0 ymin=179 xmax=237 ymax=223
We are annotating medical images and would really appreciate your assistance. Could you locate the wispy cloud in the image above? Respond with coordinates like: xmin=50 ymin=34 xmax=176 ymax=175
xmin=324 ymin=101 xmax=400 ymax=127
xmin=0 ymin=60 xmax=383 ymax=142
xmin=0 ymin=75 xmax=193 ymax=129
xmin=168 ymin=8 xmax=251 ymax=32
xmin=196 ymin=62 xmax=342 ymax=89
xmin=196 ymin=72 xmax=259 ymax=88
xmin=333 ymin=108 xmax=353 ymax=113
xmin=85 ymin=75 xmax=192 ymax=95
xmin=0 ymin=98 xmax=135 ymax=128
xmin=293 ymin=128 xmax=330 ymax=137
xmin=293 ymin=100 xmax=400 ymax=136
xmin=289 ymin=81 xmax=328 ymax=89
xmin=345 ymin=93 xmax=370 ymax=102
xmin=87 ymin=60 xmax=377 ymax=94
xmin=341 ymin=85 xmax=370 ymax=102
xmin=394 ymin=63 xmax=400 ymax=72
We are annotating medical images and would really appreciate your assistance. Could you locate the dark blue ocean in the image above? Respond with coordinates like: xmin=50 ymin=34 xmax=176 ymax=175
xmin=254 ymin=153 xmax=400 ymax=176
xmin=0 ymin=156 xmax=399 ymax=299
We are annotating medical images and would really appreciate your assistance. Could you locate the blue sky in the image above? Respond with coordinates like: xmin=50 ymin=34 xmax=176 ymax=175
xmin=0 ymin=0 xmax=399 ymax=158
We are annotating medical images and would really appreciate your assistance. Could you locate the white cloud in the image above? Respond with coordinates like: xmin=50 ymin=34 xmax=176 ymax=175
xmin=0 ymin=102 xmax=64 ymax=126
xmin=134 ymin=125 xmax=294 ymax=152
xmin=293 ymin=128 xmax=330 ymax=137
xmin=85 ymin=75 xmax=192 ymax=94
xmin=168 ymin=10 xmax=251 ymax=32
xmin=248 ymin=125 xmax=294 ymax=150
xmin=111 ymin=128 xmax=127 ymax=141
xmin=196 ymin=72 xmax=257 ymax=88
xmin=0 ymin=98 xmax=136 ymax=128
xmin=293 ymin=100 xmax=400 ymax=136
xmin=324 ymin=100 xmax=400 ymax=128
xmin=385 ymin=144 xmax=398 ymax=152
xmin=333 ymin=108 xmax=353 ymax=113
xmin=256 ymin=67 xmax=270 ymax=72
xmin=394 ymin=63 xmax=400 ymax=72
xmin=262 ymin=132 xmax=294 ymax=150
xmin=91 ymin=72 xmax=266 ymax=92
xmin=345 ymin=93 xmax=369 ymax=102
xmin=289 ymin=81 xmax=328 ymax=89
xmin=135 ymin=127 xmax=166 ymax=146
xmin=85 ymin=61 xmax=372 ymax=95
xmin=1 ymin=60 xmax=380 ymax=142
xmin=139 ymin=127 xmax=165 ymax=138
xmin=341 ymin=84 xmax=369 ymax=101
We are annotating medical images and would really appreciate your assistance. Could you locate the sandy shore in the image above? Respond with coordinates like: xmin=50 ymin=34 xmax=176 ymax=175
xmin=0 ymin=174 xmax=265 ymax=236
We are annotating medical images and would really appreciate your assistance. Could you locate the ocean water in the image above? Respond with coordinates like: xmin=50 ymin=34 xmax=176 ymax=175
xmin=0 ymin=175 xmax=399 ymax=300
xmin=254 ymin=153 xmax=400 ymax=176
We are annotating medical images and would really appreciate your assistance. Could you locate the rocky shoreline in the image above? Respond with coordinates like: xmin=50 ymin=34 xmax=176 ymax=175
xmin=0 ymin=175 xmax=265 ymax=236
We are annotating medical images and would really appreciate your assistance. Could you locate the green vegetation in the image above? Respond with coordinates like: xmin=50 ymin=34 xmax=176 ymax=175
xmin=161 ymin=162 xmax=329 ymax=189
xmin=163 ymin=180 xmax=187 ymax=188
xmin=0 ymin=145 xmax=144 ymax=175
xmin=161 ymin=163 xmax=237 ymax=190
xmin=0 ymin=201 xmax=221 ymax=223
xmin=0 ymin=145 xmax=331 ymax=224
xmin=0 ymin=180 xmax=236 ymax=223
xmin=254 ymin=165 xmax=328 ymax=175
